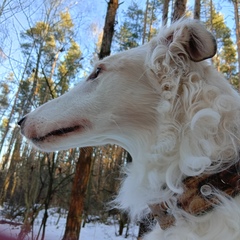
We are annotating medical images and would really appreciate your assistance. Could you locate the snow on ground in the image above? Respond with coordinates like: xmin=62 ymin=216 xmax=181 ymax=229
xmin=0 ymin=208 xmax=139 ymax=240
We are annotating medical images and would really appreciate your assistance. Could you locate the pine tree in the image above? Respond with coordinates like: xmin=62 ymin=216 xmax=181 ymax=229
xmin=62 ymin=1 xmax=119 ymax=239
xmin=0 ymin=73 xmax=12 ymax=155
xmin=99 ymin=0 xmax=119 ymax=59
xmin=194 ymin=0 xmax=201 ymax=19
xmin=143 ymin=0 xmax=162 ymax=44
xmin=204 ymin=2 xmax=237 ymax=81
xmin=231 ymin=0 xmax=240 ymax=91
xmin=20 ymin=11 xmax=82 ymax=104
xmin=162 ymin=0 xmax=170 ymax=25
xmin=172 ymin=0 xmax=187 ymax=22
xmin=0 ymin=3 xmax=83 ymax=239
xmin=115 ymin=2 xmax=144 ymax=51
xmin=115 ymin=0 xmax=162 ymax=50
xmin=62 ymin=148 xmax=92 ymax=240
xmin=0 ymin=75 xmax=10 ymax=113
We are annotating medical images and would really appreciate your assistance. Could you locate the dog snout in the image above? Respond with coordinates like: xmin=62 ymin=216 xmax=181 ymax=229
xmin=18 ymin=116 xmax=27 ymax=127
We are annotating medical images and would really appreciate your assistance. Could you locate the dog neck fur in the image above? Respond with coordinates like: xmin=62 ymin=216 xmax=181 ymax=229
xmin=114 ymin=20 xmax=240 ymax=231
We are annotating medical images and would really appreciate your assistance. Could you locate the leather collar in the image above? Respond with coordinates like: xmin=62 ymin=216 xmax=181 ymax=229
xmin=149 ymin=161 xmax=240 ymax=230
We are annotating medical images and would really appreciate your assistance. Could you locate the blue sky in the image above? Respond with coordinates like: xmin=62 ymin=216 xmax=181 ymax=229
xmin=0 ymin=0 xmax=236 ymax=84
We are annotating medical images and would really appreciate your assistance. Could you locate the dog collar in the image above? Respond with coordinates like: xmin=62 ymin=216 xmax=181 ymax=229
xmin=149 ymin=161 xmax=240 ymax=230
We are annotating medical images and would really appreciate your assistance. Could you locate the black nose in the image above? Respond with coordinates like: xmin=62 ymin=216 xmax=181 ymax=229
xmin=18 ymin=117 xmax=26 ymax=127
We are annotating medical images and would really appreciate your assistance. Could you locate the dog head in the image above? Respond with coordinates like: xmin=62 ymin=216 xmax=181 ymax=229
xmin=19 ymin=19 xmax=234 ymax=172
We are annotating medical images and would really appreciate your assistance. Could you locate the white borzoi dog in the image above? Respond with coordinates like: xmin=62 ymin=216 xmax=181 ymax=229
xmin=19 ymin=19 xmax=240 ymax=239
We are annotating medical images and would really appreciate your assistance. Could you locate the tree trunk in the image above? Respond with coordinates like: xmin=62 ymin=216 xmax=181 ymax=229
xmin=162 ymin=0 xmax=170 ymax=26
xmin=99 ymin=0 xmax=119 ymax=59
xmin=38 ymin=153 xmax=55 ymax=240
xmin=142 ymin=0 xmax=149 ymax=44
xmin=194 ymin=0 xmax=201 ymax=19
xmin=0 ymin=130 xmax=21 ymax=205
xmin=172 ymin=0 xmax=187 ymax=22
xmin=63 ymin=2 xmax=119 ymax=238
xmin=138 ymin=215 xmax=154 ymax=239
xmin=42 ymin=49 xmax=60 ymax=102
xmin=118 ymin=212 xmax=128 ymax=236
xmin=232 ymin=0 xmax=240 ymax=92
xmin=29 ymin=44 xmax=43 ymax=103
xmin=147 ymin=0 xmax=155 ymax=42
xmin=0 ymin=89 xmax=20 ymax=156
xmin=62 ymin=147 xmax=92 ymax=240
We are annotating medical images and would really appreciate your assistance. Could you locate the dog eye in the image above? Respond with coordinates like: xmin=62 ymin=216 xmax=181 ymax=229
xmin=88 ymin=67 xmax=102 ymax=80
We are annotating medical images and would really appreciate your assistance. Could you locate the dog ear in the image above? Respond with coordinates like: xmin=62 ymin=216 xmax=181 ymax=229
xmin=167 ymin=21 xmax=217 ymax=62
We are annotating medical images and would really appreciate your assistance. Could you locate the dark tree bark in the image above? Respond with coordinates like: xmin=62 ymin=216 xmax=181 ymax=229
xmin=172 ymin=0 xmax=187 ymax=22
xmin=162 ymin=0 xmax=170 ymax=26
xmin=99 ymin=0 xmax=119 ymax=59
xmin=142 ymin=0 xmax=149 ymax=44
xmin=118 ymin=212 xmax=128 ymax=236
xmin=138 ymin=215 xmax=154 ymax=239
xmin=194 ymin=0 xmax=201 ymax=19
xmin=63 ymin=1 xmax=119 ymax=239
xmin=62 ymin=148 xmax=92 ymax=240
xmin=232 ymin=0 xmax=240 ymax=92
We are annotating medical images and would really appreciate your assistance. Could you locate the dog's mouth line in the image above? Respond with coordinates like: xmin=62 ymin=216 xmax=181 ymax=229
xmin=32 ymin=125 xmax=83 ymax=142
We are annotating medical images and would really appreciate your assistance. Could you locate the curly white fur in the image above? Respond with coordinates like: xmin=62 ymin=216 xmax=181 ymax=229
xmin=115 ymin=19 xmax=240 ymax=239
xmin=20 ymin=19 xmax=240 ymax=239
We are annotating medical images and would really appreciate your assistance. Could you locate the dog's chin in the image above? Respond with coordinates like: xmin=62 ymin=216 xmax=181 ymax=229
xmin=30 ymin=141 xmax=59 ymax=152
xmin=28 ymin=128 xmax=107 ymax=152
xmin=31 ymin=141 xmax=75 ymax=152
xmin=30 ymin=134 xmax=87 ymax=152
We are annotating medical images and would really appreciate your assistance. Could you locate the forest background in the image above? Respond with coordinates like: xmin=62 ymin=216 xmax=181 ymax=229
xmin=0 ymin=0 xmax=239 ymax=239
